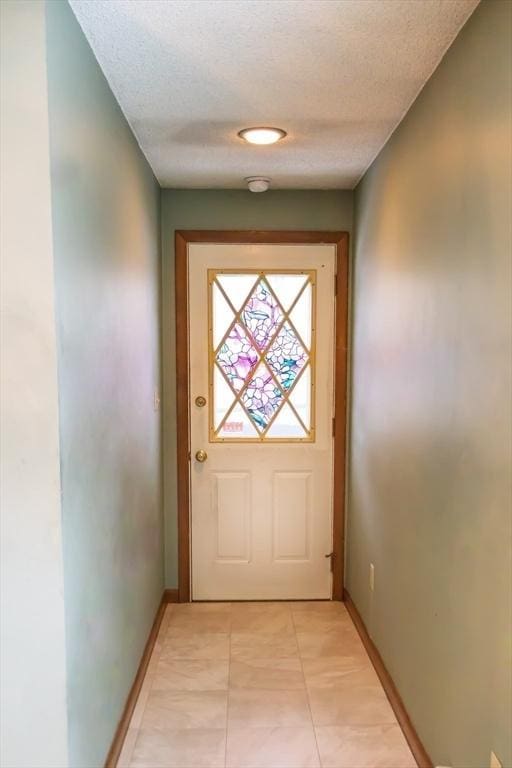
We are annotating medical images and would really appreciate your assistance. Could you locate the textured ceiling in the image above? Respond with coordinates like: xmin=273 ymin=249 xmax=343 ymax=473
xmin=70 ymin=0 xmax=478 ymax=189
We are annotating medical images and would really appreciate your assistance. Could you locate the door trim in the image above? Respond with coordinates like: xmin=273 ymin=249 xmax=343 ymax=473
xmin=175 ymin=230 xmax=349 ymax=602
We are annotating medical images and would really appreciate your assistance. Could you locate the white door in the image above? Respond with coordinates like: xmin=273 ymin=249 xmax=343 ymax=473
xmin=189 ymin=243 xmax=336 ymax=600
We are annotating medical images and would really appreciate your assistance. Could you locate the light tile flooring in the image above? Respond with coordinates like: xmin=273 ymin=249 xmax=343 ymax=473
xmin=117 ymin=601 xmax=417 ymax=768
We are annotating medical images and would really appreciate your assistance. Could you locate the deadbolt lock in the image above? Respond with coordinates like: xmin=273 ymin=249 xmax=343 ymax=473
xmin=195 ymin=449 xmax=208 ymax=463
xmin=195 ymin=395 xmax=207 ymax=408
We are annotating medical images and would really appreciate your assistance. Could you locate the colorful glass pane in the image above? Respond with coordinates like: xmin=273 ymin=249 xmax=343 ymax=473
xmin=266 ymin=322 xmax=308 ymax=391
xmin=210 ymin=269 xmax=315 ymax=441
xmin=216 ymin=323 xmax=258 ymax=392
xmin=240 ymin=362 xmax=283 ymax=431
xmin=240 ymin=279 xmax=283 ymax=350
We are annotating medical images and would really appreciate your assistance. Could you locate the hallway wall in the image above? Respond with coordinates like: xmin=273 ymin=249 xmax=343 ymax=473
xmin=46 ymin=2 xmax=163 ymax=766
xmin=0 ymin=3 xmax=69 ymax=765
xmin=160 ymin=189 xmax=353 ymax=587
xmin=349 ymin=2 xmax=512 ymax=766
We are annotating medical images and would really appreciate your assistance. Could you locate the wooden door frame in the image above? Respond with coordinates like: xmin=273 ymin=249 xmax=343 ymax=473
xmin=175 ymin=230 xmax=349 ymax=602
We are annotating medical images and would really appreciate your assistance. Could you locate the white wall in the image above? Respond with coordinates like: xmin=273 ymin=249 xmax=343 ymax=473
xmin=0 ymin=2 xmax=69 ymax=765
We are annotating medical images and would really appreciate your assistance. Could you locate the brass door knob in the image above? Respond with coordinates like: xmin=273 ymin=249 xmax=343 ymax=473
xmin=195 ymin=449 xmax=208 ymax=463
xmin=195 ymin=396 xmax=207 ymax=408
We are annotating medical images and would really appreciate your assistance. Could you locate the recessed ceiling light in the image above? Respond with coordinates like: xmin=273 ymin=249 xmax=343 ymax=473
xmin=238 ymin=127 xmax=287 ymax=145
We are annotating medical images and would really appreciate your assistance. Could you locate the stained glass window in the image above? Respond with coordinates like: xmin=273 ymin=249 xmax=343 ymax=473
xmin=209 ymin=270 xmax=315 ymax=441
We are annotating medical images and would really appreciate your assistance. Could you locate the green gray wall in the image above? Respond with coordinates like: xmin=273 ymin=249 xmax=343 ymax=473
xmin=349 ymin=2 xmax=512 ymax=766
xmin=161 ymin=190 xmax=352 ymax=586
xmin=46 ymin=2 xmax=163 ymax=766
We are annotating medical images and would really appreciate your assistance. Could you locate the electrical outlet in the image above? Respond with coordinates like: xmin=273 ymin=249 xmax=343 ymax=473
xmin=369 ymin=563 xmax=375 ymax=592
xmin=490 ymin=751 xmax=502 ymax=768
xmin=153 ymin=387 xmax=161 ymax=411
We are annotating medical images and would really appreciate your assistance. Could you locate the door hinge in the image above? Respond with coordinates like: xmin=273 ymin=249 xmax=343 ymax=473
xmin=325 ymin=551 xmax=335 ymax=573
xmin=332 ymin=416 xmax=336 ymax=437
xmin=334 ymin=273 xmax=338 ymax=296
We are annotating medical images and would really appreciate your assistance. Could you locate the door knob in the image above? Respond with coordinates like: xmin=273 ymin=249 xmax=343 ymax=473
xmin=195 ymin=449 xmax=208 ymax=463
xmin=195 ymin=395 xmax=207 ymax=408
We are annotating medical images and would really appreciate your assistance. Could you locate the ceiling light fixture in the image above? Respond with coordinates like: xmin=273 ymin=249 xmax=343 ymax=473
xmin=238 ymin=127 xmax=287 ymax=145
xmin=245 ymin=177 xmax=271 ymax=193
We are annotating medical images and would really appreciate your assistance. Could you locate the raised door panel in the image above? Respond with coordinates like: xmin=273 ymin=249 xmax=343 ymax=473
xmin=273 ymin=471 xmax=311 ymax=561
xmin=214 ymin=472 xmax=251 ymax=562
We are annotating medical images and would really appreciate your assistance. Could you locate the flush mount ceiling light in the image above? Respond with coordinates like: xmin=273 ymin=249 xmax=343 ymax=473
xmin=245 ymin=177 xmax=271 ymax=193
xmin=238 ymin=127 xmax=287 ymax=145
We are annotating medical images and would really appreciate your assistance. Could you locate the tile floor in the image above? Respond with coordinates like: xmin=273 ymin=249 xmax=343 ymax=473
xmin=117 ymin=601 xmax=417 ymax=768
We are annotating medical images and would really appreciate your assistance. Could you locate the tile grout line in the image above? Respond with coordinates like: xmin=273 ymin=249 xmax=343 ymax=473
xmin=291 ymin=606 xmax=324 ymax=768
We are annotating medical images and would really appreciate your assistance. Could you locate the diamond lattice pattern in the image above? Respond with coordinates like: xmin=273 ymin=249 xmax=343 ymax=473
xmin=212 ymin=272 xmax=313 ymax=440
